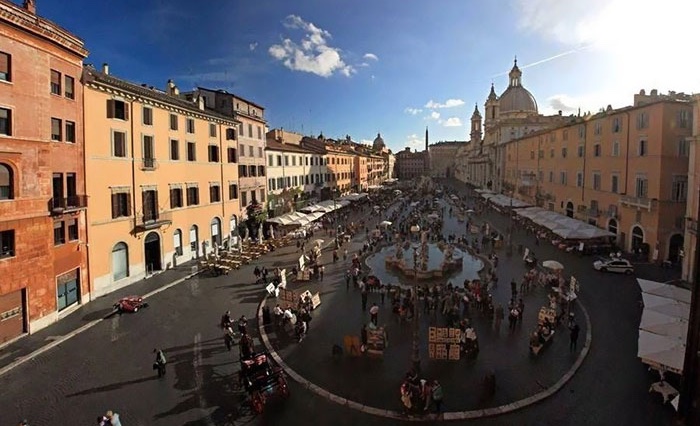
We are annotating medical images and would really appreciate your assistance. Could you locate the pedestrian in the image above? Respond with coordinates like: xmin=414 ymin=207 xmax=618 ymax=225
xmin=380 ymin=285 xmax=386 ymax=305
xmin=494 ymin=304 xmax=504 ymax=333
xmin=508 ymin=307 xmax=518 ymax=332
xmin=345 ymin=270 xmax=351 ymax=290
xmin=369 ymin=303 xmax=379 ymax=325
xmin=320 ymin=265 xmax=325 ymax=281
xmin=510 ymin=278 xmax=517 ymax=299
xmin=343 ymin=249 xmax=348 ymax=260
xmin=431 ymin=379 xmax=443 ymax=413
xmin=153 ymin=348 xmax=167 ymax=378
xmin=517 ymin=298 xmax=525 ymax=325
xmin=360 ymin=324 xmax=368 ymax=353
xmin=361 ymin=287 xmax=368 ymax=311
xmin=105 ymin=410 xmax=121 ymax=426
xmin=569 ymin=322 xmax=580 ymax=351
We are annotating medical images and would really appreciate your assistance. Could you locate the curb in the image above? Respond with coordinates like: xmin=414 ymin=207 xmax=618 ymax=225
xmin=0 ymin=269 xmax=201 ymax=379
xmin=257 ymin=279 xmax=592 ymax=421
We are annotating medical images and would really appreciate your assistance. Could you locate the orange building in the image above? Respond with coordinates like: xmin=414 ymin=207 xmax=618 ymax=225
xmin=327 ymin=144 xmax=354 ymax=194
xmin=504 ymin=90 xmax=693 ymax=261
xmin=0 ymin=0 xmax=89 ymax=341
xmin=83 ymin=66 xmax=241 ymax=297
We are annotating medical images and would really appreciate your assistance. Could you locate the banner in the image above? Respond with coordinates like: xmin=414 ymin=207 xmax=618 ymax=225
xmin=428 ymin=327 xmax=461 ymax=361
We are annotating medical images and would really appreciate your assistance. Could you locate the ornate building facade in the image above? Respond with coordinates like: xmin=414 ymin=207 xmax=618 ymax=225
xmin=456 ymin=59 xmax=567 ymax=191
xmin=428 ymin=141 xmax=466 ymax=178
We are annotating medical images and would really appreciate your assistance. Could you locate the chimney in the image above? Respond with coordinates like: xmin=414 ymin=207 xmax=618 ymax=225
xmin=23 ymin=0 xmax=36 ymax=14
xmin=102 ymin=63 xmax=109 ymax=75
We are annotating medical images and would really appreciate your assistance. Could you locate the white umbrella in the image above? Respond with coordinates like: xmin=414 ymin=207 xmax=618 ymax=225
xmin=258 ymin=224 xmax=263 ymax=244
xmin=542 ymin=260 xmax=564 ymax=270
xmin=638 ymin=330 xmax=685 ymax=374
xmin=466 ymin=209 xmax=475 ymax=213
xmin=380 ymin=220 xmax=392 ymax=227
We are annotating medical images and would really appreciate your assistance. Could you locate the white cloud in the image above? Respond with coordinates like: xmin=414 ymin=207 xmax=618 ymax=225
xmin=405 ymin=134 xmax=424 ymax=151
xmin=424 ymin=99 xmax=465 ymax=109
xmin=404 ymin=107 xmax=422 ymax=115
xmin=442 ymin=117 xmax=463 ymax=127
xmin=269 ymin=15 xmax=355 ymax=78
xmin=427 ymin=111 xmax=441 ymax=120
xmin=363 ymin=53 xmax=379 ymax=61
xmin=249 ymin=42 xmax=258 ymax=51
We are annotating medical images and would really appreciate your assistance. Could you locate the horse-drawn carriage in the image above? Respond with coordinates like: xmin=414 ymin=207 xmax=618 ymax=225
xmin=239 ymin=352 xmax=290 ymax=413
xmin=529 ymin=307 xmax=556 ymax=356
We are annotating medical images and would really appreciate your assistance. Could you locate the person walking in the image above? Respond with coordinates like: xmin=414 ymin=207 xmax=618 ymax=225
xmin=320 ymin=265 xmax=325 ymax=281
xmin=431 ymin=380 xmax=444 ymax=413
xmin=345 ymin=270 xmax=351 ymax=290
xmin=494 ymin=304 xmax=504 ymax=334
xmin=361 ymin=286 xmax=368 ymax=311
xmin=105 ymin=411 xmax=121 ymax=426
xmin=153 ymin=348 xmax=167 ymax=378
xmin=380 ymin=285 xmax=386 ymax=305
xmin=369 ymin=303 xmax=379 ymax=326
xmin=517 ymin=298 xmax=525 ymax=325
xmin=569 ymin=322 xmax=581 ymax=351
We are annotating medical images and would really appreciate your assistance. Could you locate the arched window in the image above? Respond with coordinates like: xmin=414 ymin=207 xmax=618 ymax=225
xmin=112 ymin=242 xmax=129 ymax=281
xmin=0 ymin=163 xmax=13 ymax=200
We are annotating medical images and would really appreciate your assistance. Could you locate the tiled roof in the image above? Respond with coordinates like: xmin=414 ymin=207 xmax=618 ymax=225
xmin=265 ymin=139 xmax=314 ymax=154
xmin=82 ymin=66 xmax=239 ymax=123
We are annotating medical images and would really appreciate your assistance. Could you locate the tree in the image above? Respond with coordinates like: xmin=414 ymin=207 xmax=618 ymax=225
xmin=245 ymin=200 xmax=267 ymax=239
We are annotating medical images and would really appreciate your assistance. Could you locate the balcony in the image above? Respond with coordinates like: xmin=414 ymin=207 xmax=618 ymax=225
xmin=49 ymin=195 xmax=88 ymax=215
xmin=140 ymin=157 xmax=158 ymax=171
xmin=620 ymin=195 xmax=653 ymax=211
xmin=133 ymin=210 xmax=172 ymax=233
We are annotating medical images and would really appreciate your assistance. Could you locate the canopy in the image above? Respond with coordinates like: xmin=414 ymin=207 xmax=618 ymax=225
xmin=267 ymin=210 xmax=324 ymax=226
xmin=542 ymin=260 xmax=564 ymax=270
xmin=637 ymin=279 xmax=690 ymax=374
xmin=488 ymin=194 xmax=531 ymax=208
xmin=515 ymin=207 xmax=614 ymax=240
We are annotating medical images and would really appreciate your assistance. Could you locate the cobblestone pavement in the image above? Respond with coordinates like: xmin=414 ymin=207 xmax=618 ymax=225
xmin=0 ymin=188 xmax=678 ymax=425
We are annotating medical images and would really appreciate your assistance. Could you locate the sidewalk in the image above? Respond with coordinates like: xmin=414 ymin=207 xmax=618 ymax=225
xmin=0 ymin=263 xmax=199 ymax=373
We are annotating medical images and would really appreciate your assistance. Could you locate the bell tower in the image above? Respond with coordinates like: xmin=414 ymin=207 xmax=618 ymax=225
xmin=470 ymin=103 xmax=482 ymax=143
xmin=484 ymin=83 xmax=499 ymax=129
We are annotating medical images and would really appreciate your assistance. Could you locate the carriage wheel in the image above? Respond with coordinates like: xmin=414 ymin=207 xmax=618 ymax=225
xmin=251 ymin=391 xmax=265 ymax=413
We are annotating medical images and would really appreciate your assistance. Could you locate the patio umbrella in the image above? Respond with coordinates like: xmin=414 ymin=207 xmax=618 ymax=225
xmin=542 ymin=260 xmax=564 ymax=270
xmin=380 ymin=220 xmax=393 ymax=227
xmin=313 ymin=239 xmax=324 ymax=247
xmin=466 ymin=209 xmax=475 ymax=213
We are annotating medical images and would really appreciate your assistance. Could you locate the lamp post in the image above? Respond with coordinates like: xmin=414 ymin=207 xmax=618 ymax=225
xmin=410 ymin=226 xmax=421 ymax=372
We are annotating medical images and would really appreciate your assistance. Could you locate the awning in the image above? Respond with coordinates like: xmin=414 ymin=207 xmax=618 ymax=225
xmin=637 ymin=279 xmax=690 ymax=374
xmin=488 ymin=194 xmax=531 ymax=208
xmin=515 ymin=207 xmax=614 ymax=239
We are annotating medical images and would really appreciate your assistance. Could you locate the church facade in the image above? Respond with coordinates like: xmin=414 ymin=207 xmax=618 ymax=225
xmin=455 ymin=59 xmax=567 ymax=192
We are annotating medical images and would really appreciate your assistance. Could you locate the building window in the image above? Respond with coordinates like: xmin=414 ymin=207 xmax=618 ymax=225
xmin=210 ymin=185 xmax=221 ymax=202
xmin=209 ymin=123 xmax=217 ymax=138
xmin=173 ymin=229 xmax=183 ymax=256
xmin=594 ymin=122 xmax=602 ymax=135
xmin=228 ymin=183 xmax=238 ymax=200
xmin=225 ymin=128 xmax=236 ymax=140
xmin=187 ymin=142 xmax=196 ymax=161
xmin=638 ymin=139 xmax=647 ymax=156
xmin=113 ymin=131 xmax=127 ymax=157
xmin=227 ymin=147 xmax=237 ymax=163
xmin=530 ymin=151 xmax=534 ymax=159
xmin=208 ymin=145 xmax=220 ymax=162
xmin=53 ymin=220 xmax=66 ymax=245
xmin=672 ymin=176 xmax=688 ymax=202
xmin=0 ymin=107 xmax=11 ymax=136
xmin=0 ymin=163 xmax=13 ymax=199
xmin=50 ymin=70 xmax=61 ymax=95
xmin=258 ymin=165 xmax=265 ymax=176
xmin=142 ymin=107 xmax=153 ymax=125
xmin=260 ymin=189 xmax=265 ymax=202
xmin=186 ymin=118 xmax=195 ymax=134
xmin=592 ymin=173 xmax=601 ymax=190
xmin=0 ymin=229 xmax=15 ymax=258
xmin=68 ymin=219 xmax=79 ymax=241
xmin=106 ymin=99 xmax=129 ymax=120
xmin=111 ymin=191 xmax=131 ymax=218
xmin=170 ymin=187 xmax=183 ymax=208
xmin=142 ymin=135 xmax=155 ymax=168
xmin=550 ymin=148 xmax=554 ymax=158
xmin=112 ymin=242 xmax=129 ymax=281
xmin=249 ymin=145 xmax=254 ymax=157
xmin=577 ymin=145 xmax=584 ymax=157
xmin=65 ymin=121 xmax=75 ymax=143
xmin=0 ymin=52 xmax=10 ymax=81
xmin=241 ymin=191 xmax=247 ymax=206
xmin=612 ymin=117 xmax=621 ymax=133
xmin=563 ymin=130 xmax=568 ymax=141
xmin=239 ymin=165 xmax=248 ymax=177
xmin=611 ymin=174 xmax=619 ymax=193
xmin=257 ymin=126 xmax=262 ymax=139
xmin=240 ymin=144 xmax=246 ymax=157
xmin=249 ymin=165 xmax=257 ymax=177
xmin=561 ymin=147 xmax=567 ymax=158
xmin=51 ymin=118 xmax=62 ymax=141
xmin=635 ymin=175 xmax=648 ymax=198
xmin=560 ymin=171 xmax=567 ymax=185
xmin=679 ymin=110 xmax=691 ymax=129
xmin=170 ymin=139 xmax=179 ymax=160
xmin=612 ymin=140 xmax=619 ymax=156
xmin=186 ymin=186 xmax=199 ymax=205
xmin=549 ymin=171 xmax=554 ymax=183
xmin=678 ymin=138 xmax=690 ymax=157
xmin=576 ymin=172 xmax=584 ymax=187
xmin=258 ymin=147 xmax=263 ymax=157
xmin=578 ymin=125 xmax=585 ymax=139
xmin=170 ymin=114 xmax=178 ymax=131
xmin=593 ymin=144 xmax=601 ymax=157
xmin=538 ymin=150 xmax=544 ymax=159
xmin=636 ymin=112 xmax=649 ymax=129
xmin=64 ymin=76 xmax=75 ymax=99
xmin=248 ymin=123 xmax=253 ymax=137
xmin=268 ymin=155 xmax=274 ymax=167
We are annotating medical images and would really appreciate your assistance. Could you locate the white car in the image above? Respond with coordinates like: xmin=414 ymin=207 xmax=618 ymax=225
xmin=593 ymin=258 xmax=635 ymax=274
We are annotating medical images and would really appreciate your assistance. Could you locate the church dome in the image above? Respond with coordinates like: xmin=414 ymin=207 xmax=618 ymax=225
xmin=373 ymin=133 xmax=386 ymax=150
xmin=498 ymin=58 xmax=538 ymax=114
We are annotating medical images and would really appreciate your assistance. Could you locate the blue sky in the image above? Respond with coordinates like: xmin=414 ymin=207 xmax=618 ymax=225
xmin=32 ymin=0 xmax=699 ymax=152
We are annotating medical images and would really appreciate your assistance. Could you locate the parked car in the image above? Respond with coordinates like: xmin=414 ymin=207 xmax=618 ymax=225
xmin=593 ymin=258 xmax=635 ymax=274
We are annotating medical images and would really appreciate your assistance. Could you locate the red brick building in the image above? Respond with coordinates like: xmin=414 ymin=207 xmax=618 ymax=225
xmin=0 ymin=0 xmax=88 ymax=342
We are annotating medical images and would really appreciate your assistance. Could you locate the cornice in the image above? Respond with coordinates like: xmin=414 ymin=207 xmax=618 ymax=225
xmin=0 ymin=0 xmax=88 ymax=58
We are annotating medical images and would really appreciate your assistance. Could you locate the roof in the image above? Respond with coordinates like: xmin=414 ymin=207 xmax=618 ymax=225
xmin=197 ymin=86 xmax=265 ymax=110
xmin=265 ymin=139 xmax=314 ymax=154
xmin=83 ymin=67 xmax=240 ymax=124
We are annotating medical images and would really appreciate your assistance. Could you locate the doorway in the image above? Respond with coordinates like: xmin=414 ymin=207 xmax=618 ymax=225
xmin=190 ymin=225 xmax=199 ymax=259
xmin=144 ymin=232 xmax=162 ymax=274
xmin=565 ymin=201 xmax=574 ymax=218
xmin=631 ymin=226 xmax=644 ymax=250
xmin=668 ymin=234 xmax=684 ymax=263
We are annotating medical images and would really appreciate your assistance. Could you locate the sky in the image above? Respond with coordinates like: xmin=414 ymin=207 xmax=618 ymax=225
xmin=28 ymin=0 xmax=700 ymax=152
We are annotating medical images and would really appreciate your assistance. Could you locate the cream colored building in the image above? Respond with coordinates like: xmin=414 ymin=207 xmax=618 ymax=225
xmin=504 ymin=89 xmax=693 ymax=260
xmin=83 ymin=66 xmax=241 ymax=297
xmin=683 ymin=94 xmax=700 ymax=283
xmin=429 ymin=141 xmax=466 ymax=178
xmin=264 ymin=134 xmax=317 ymax=215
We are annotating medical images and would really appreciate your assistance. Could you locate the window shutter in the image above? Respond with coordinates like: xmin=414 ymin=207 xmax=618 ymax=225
xmin=107 ymin=100 xmax=115 ymax=118
xmin=232 ymin=148 xmax=237 ymax=162
xmin=124 ymin=104 xmax=130 ymax=121
xmin=111 ymin=193 xmax=118 ymax=218
xmin=154 ymin=190 xmax=159 ymax=210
